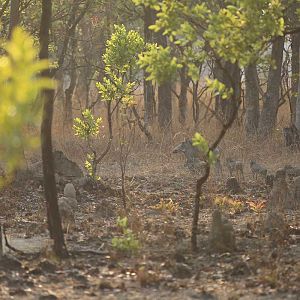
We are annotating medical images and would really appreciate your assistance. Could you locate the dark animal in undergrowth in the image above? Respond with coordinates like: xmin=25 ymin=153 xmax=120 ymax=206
xmin=173 ymin=139 xmax=222 ymax=176
xmin=250 ymin=160 xmax=267 ymax=179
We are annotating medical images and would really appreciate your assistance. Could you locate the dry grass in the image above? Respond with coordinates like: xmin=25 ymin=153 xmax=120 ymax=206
xmin=29 ymin=92 xmax=298 ymax=181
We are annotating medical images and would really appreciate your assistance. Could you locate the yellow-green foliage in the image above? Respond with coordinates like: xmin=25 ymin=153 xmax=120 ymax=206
xmin=112 ymin=217 xmax=140 ymax=254
xmin=0 ymin=27 xmax=54 ymax=183
xmin=152 ymin=198 xmax=179 ymax=214
xmin=73 ymin=109 xmax=102 ymax=140
xmin=96 ymin=24 xmax=144 ymax=106
xmin=214 ymin=196 xmax=244 ymax=214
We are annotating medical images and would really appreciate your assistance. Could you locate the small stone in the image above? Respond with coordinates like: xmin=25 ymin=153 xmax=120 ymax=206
xmin=64 ymin=183 xmax=76 ymax=199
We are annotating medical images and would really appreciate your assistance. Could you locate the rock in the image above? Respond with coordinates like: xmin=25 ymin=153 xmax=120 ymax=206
xmin=25 ymin=151 xmax=83 ymax=184
xmin=226 ymin=177 xmax=242 ymax=194
xmin=262 ymin=211 xmax=288 ymax=242
xmin=64 ymin=183 xmax=76 ymax=199
xmin=268 ymin=168 xmax=293 ymax=211
xmin=208 ymin=209 xmax=236 ymax=253
xmin=53 ymin=150 xmax=83 ymax=178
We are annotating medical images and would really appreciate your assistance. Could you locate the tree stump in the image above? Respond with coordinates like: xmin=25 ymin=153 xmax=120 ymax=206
xmin=226 ymin=177 xmax=242 ymax=194
xmin=262 ymin=211 xmax=288 ymax=244
xmin=268 ymin=168 xmax=293 ymax=211
xmin=208 ymin=209 xmax=236 ymax=253
xmin=292 ymin=176 xmax=300 ymax=208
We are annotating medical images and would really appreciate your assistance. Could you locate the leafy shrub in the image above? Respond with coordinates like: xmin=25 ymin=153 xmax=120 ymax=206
xmin=112 ymin=217 xmax=140 ymax=254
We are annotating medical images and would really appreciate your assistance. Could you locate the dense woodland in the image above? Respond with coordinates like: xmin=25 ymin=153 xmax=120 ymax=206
xmin=0 ymin=0 xmax=300 ymax=299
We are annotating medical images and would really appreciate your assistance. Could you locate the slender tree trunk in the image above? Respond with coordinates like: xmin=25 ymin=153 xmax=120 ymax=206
xmin=8 ymin=0 xmax=19 ymax=39
xmin=244 ymin=63 xmax=260 ymax=135
xmin=158 ymin=82 xmax=172 ymax=128
xmin=291 ymin=33 xmax=300 ymax=124
xmin=156 ymin=34 xmax=172 ymax=128
xmin=178 ymin=66 xmax=190 ymax=125
xmin=192 ymin=81 xmax=200 ymax=126
xmin=0 ymin=223 xmax=3 ymax=257
xmin=63 ymin=32 xmax=77 ymax=126
xmin=143 ymin=6 xmax=155 ymax=126
xmin=214 ymin=61 xmax=241 ymax=123
xmin=258 ymin=36 xmax=285 ymax=137
xmin=39 ymin=0 xmax=68 ymax=258
xmin=296 ymin=77 xmax=300 ymax=131
xmin=64 ymin=67 xmax=76 ymax=126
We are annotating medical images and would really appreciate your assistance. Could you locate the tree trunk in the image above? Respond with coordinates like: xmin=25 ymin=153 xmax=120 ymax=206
xmin=143 ymin=6 xmax=155 ymax=126
xmin=158 ymin=82 xmax=172 ymax=128
xmin=296 ymin=76 xmax=300 ymax=131
xmin=192 ymin=81 xmax=200 ymax=126
xmin=156 ymin=34 xmax=172 ymax=128
xmin=178 ymin=66 xmax=190 ymax=125
xmin=8 ymin=0 xmax=19 ymax=39
xmin=214 ymin=61 xmax=241 ymax=123
xmin=63 ymin=31 xmax=77 ymax=126
xmin=291 ymin=33 xmax=300 ymax=124
xmin=244 ymin=63 xmax=260 ymax=135
xmin=39 ymin=0 xmax=68 ymax=258
xmin=258 ymin=36 xmax=285 ymax=137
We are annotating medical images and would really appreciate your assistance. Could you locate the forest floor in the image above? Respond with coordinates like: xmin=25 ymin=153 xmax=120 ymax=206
xmin=0 ymin=152 xmax=299 ymax=300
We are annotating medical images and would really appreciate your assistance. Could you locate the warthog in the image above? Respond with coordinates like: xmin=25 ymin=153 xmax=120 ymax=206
xmin=250 ymin=160 xmax=267 ymax=179
xmin=173 ymin=139 xmax=222 ymax=176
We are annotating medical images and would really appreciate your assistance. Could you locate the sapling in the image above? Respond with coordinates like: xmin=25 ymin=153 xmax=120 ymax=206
xmin=73 ymin=108 xmax=102 ymax=180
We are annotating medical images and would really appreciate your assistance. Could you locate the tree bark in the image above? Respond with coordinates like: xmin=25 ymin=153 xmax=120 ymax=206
xmin=258 ymin=36 xmax=285 ymax=137
xmin=158 ymin=82 xmax=172 ymax=128
xmin=143 ymin=6 xmax=155 ymax=126
xmin=8 ymin=0 xmax=19 ymax=39
xmin=39 ymin=0 xmax=68 ymax=258
xmin=63 ymin=30 xmax=77 ymax=126
xmin=291 ymin=33 xmax=300 ymax=124
xmin=214 ymin=61 xmax=241 ymax=123
xmin=296 ymin=75 xmax=300 ymax=131
xmin=192 ymin=81 xmax=200 ymax=126
xmin=244 ymin=63 xmax=260 ymax=135
xmin=156 ymin=34 xmax=172 ymax=128
xmin=178 ymin=66 xmax=190 ymax=125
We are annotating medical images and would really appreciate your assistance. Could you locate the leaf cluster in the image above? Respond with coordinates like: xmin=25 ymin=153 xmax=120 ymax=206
xmin=73 ymin=109 xmax=102 ymax=140
xmin=112 ymin=217 xmax=140 ymax=253
xmin=97 ymin=24 xmax=144 ymax=105
xmin=0 ymin=28 xmax=54 ymax=179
